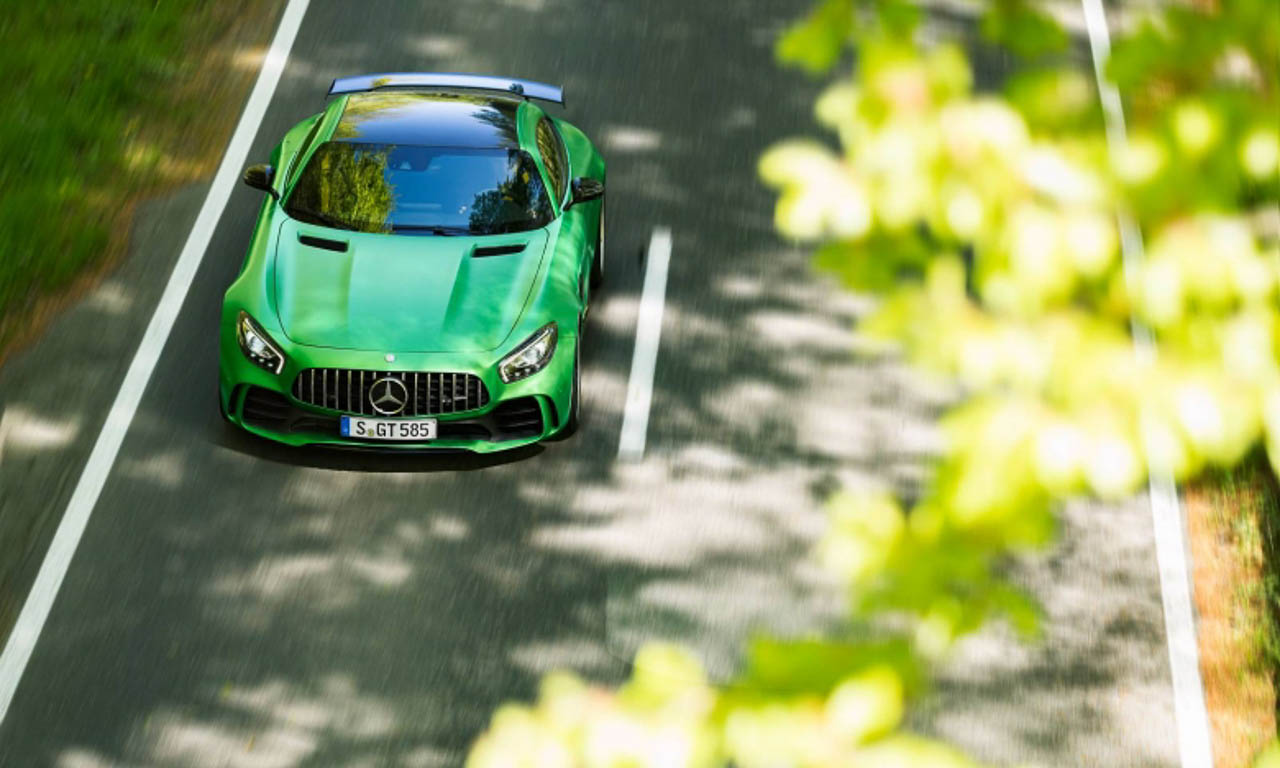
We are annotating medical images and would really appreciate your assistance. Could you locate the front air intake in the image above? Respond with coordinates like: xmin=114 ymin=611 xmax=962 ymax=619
xmin=298 ymin=234 xmax=349 ymax=252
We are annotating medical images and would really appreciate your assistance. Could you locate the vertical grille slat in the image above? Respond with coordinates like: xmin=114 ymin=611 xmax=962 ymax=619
xmin=292 ymin=368 xmax=487 ymax=416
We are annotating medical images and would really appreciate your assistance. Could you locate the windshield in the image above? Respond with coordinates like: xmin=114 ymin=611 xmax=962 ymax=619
xmin=284 ymin=142 xmax=553 ymax=235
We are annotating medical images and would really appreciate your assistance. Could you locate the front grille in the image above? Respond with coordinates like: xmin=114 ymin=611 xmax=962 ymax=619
xmin=291 ymin=369 xmax=489 ymax=416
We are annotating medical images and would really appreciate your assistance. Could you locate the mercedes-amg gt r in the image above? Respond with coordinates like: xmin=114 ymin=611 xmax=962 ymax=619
xmin=219 ymin=73 xmax=605 ymax=451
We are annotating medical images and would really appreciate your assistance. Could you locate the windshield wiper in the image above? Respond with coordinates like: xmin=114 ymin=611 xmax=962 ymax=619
xmin=390 ymin=224 xmax=474 ymax=236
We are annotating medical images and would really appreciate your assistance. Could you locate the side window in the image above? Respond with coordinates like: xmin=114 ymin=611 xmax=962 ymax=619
xmin=535 ymin=117 xmax=568 ymax=206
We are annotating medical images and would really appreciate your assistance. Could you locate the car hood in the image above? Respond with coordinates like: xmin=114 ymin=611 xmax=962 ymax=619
xmin=272 ymin=220 xmax=549 ymax=353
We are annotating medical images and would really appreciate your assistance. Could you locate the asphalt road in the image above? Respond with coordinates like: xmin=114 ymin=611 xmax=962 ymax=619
xmin=0 ymin=1 xmax=1183 ymax=766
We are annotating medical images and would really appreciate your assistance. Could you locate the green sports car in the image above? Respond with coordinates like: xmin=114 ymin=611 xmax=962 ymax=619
xmin=219 ymin=73 xmax=605 ymax=452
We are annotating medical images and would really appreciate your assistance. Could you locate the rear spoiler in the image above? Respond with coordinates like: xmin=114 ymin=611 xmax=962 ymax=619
xmin=327 ymin=72 xmax=564 ymax=105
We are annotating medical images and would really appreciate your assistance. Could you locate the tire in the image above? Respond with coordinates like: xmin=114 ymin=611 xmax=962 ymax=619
xmin=555 ymin=325 xmax=582 ymax=439
xmin=218 ymin=386 xmax=232 ymax=424
xmin=589 ymin=197 xmax=604 ymax=289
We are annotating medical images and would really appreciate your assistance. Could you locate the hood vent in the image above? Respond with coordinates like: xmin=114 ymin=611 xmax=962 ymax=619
xmin=298 ymin=234 xmax=349 ymax=252
xmin=472 ymin=243 xmax=526 ymax=258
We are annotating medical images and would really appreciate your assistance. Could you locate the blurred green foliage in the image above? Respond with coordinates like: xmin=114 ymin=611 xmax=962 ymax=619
xmin=469 ymin=0 xmax=1278 ymax=765
xmin=0 ymin=0 xmax=269 ymax=340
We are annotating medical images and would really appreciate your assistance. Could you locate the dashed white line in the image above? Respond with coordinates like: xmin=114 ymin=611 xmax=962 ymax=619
xmin=618 ymin=227 xmax=672 ymax=461
xmin=0 ymin=0 xmax=312 ymax=726
xmin=1080 ymin=1 xmax=1214 ymax=765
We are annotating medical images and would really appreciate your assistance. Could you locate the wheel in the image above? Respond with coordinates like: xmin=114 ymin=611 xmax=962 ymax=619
xmin=589 ymin=197 xmax=604 ymax=289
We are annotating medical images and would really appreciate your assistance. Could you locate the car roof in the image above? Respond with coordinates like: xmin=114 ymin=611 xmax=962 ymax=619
xmin=333 ymin=91 xmax=528 ymax=148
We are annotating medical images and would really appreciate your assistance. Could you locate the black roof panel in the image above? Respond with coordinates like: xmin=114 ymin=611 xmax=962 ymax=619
xmin=334 ymin=92 xmax=521 ymax=148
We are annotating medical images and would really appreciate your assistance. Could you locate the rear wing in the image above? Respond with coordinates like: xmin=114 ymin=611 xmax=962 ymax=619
xmin=327 ymin=72 xmax=564 ymax=105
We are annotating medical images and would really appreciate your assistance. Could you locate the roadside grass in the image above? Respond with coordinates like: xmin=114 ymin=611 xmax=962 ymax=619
xmin=1187 ymin=453 xmax=1280 ymax=767
xmin=0 ymin=0 xmax=281 ymax=363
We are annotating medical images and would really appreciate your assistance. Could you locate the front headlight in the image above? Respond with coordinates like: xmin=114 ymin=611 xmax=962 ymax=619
xmin=498 ymin=323 xmax=557 ymax=383
xmin=236 ymin=311 xmax=285 ymax=374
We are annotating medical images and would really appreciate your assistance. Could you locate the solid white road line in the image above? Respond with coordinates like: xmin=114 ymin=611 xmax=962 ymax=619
xmin=1080 ymin=1 xmax=1214 ymax=765
xmin=618 ymin=227 xmax=672 ymax=461
xmin=0 ymin=0 xmax=311 ymax=727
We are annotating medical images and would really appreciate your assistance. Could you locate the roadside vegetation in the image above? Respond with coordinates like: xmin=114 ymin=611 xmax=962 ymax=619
xmin=1190 ymin=457 xmax=1280 ymax=767
xmin=0 ymin=0 xmax=280 ymax=361
xmin=465 ymin=0 xmax=1280 ymax=766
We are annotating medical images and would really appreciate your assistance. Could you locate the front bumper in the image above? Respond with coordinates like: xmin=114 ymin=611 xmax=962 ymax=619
xmin=218 ymin=331 xmax=576 ymax=453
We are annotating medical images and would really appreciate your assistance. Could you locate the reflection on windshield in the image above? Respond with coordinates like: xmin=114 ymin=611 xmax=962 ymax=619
xmin=286 ymin=143 xmax=394 ymax=233
xmin=332 ymin=93 xmax=521 ymax=149
xmin=285 ymin=143 xmax=552 ymax=236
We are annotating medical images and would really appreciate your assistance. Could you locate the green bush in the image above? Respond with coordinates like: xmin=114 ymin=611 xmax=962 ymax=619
xmin=0 ymin=1 xmax=267 ymax=330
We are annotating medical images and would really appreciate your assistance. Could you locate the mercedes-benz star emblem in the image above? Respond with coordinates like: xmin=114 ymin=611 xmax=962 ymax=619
xmin=369 ymin=376 xmax=409 ymax=415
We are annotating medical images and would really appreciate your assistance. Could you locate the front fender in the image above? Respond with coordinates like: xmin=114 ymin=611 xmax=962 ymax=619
xmin=508 ymin=218 xmax=585 ymax=349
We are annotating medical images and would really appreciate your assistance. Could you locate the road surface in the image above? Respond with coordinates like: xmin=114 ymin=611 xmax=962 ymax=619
xmin=0 ymin=1 xmax=1183 ymax=765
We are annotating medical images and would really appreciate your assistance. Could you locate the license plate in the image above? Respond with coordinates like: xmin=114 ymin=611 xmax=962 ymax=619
xmin=340 ymin=415 xmax=438 ymax=441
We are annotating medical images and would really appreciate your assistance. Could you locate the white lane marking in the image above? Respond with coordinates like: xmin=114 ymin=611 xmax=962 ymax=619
xmin=0 ymin=0 xmax=311 ymax=727
xmin=0 ymin=409 xmax=10 ymax=468
xmin=1080 ymin=1 xmax=1214 ymax=765
xmin=618 ymin=227 xmax=672 ymax=461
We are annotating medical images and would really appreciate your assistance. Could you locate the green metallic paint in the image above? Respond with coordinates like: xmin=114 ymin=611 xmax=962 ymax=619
xmin=274 ymin=222 xmax=550 ymax=352
xmin=219 ymin=92 xmax=604 ymax=452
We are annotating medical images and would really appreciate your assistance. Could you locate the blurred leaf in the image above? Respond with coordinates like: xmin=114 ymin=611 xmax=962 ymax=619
xmin=1004 ymin=68 xmax=1100 ymax=133
xmin=728 ymin=637 xmax=923 ymax=705
xmin=776 ymin=0 xmax=854 ymax=74
xmin=1256 ymin=739 xmax=1280 ymax=768
xmin=980 ymin=0 xmax=1068 ymax=58
xmin=813 ymin=234 xmax=932 ymax=293
xmin=872 ymin=0 xmax=922 ymax=41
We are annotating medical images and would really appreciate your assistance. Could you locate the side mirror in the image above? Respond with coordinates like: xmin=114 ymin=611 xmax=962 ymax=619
xmin=243 ymin=164 xmax=278 ymax=200
xmin=565 ymin=177 xmax=604 ymax=209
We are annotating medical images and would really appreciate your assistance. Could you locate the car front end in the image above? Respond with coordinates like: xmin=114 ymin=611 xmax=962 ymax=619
xmin=218 ymin=309 xmax=577 ymax=452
